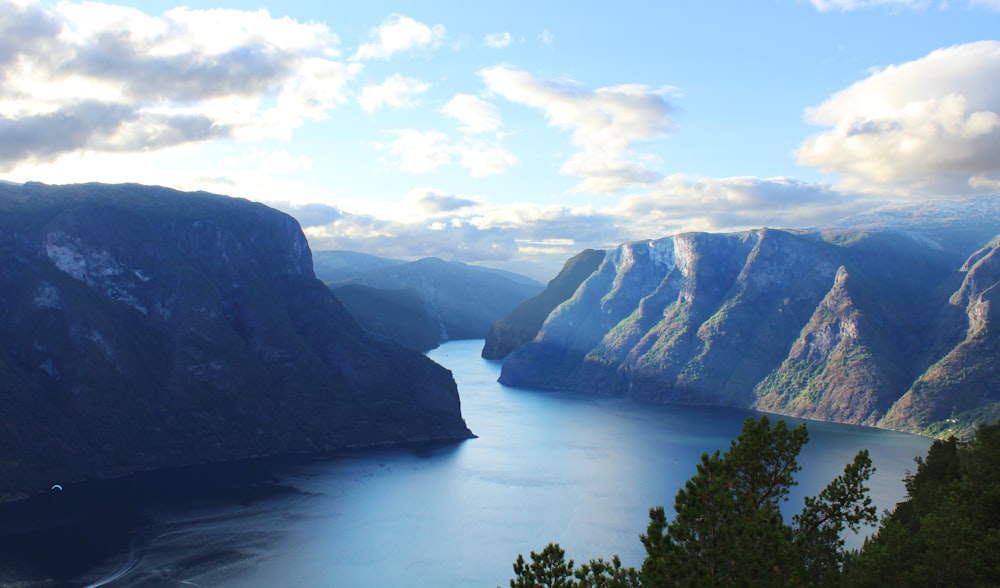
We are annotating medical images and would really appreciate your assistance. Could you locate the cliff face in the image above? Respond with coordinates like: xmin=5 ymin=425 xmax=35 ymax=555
xmin=500 ymin=213 xmax=1000 ymax=435
xmin=881 ymin=238 xmax=1000 ymax=435
xmin=0 ymin=183 xmax=471 ymax=501
xmin=482 ymin=249 xmax=606 ymax=360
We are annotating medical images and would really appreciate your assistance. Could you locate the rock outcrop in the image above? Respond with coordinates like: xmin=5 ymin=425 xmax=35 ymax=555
xmin=0 ymin=182 xmax=472 ymax=501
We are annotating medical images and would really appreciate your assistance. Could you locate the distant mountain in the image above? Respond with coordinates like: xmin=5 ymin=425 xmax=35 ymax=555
xmin=500 ymin=197 xmax=1000 ymax=435
xmin=313 ymin=250 xmax=405 ymax=283
xmin=482 ymin=249 xmax=606 ymax=359
xmin=330 ymin=256 xmax=543 ymax=349
xmin=0 ymin=183 xmax=472 ymax=501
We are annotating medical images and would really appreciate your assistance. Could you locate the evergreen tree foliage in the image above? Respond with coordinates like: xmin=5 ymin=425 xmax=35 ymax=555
xmin=640 ymin=416 xmax=875 ymax=587
xmin=505 ymin=543 xmax=640 ymax=588
xmin=505 ymin=416 xmax=877 ymax=588
xmin=843 ymin=421 xmax=1000 ymax=587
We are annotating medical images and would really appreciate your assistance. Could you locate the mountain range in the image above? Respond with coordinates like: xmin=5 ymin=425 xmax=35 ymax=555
xmin=0 ymin=183 xmax=472 ymax=501
xmin=317 ymin=252 xmax=542 ymax=351
xmin=497 ymin=197 xmax=1000 ymax=436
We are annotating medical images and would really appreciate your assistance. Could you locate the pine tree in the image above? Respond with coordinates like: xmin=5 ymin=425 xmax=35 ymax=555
xmin=640 ymin=416 xmax=875 ymax=587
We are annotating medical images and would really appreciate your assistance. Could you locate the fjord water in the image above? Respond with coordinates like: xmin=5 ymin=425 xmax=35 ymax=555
xmin=0 ymin=340 xmax=930 ymax=587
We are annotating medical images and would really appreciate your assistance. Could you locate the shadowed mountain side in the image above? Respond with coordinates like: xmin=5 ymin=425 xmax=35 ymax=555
xmin=0 ymin=182 xmax=472 ymax=501
xmin=328 ymin=257 xmax=542 ymax=348
xmin=482 ymin=249 xmax=606 ymax=360
xmin=881 ymin=237 xmax=1000 ymax=435
xmin=331 ymin=284 xmax=441 ymax=352
xmin=500 ymin=208 xmax=1000 ymax=435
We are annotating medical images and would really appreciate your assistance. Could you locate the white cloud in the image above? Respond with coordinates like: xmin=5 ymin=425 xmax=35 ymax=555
xmin=456 ymin=140 xmax=518 ymax=177
xmin=479 ymin=65 xmax=676 ymax=194
xmin=485 ymin=32 xmax=513 ymax=48
xmin=372 ymin=128 xmax=516 ymax=177
xmin=407 ymin=188 xmax=480 ymax=213
xmin=539 ymin=30 xmax=554 ymax=46
xmin=440 ymin=94 xmax=502 ymax=133
xmin=811 ymin=0 xmax=1000 ymax=9
xmin=352 ymin=14 xmax=445 ymax=61
xmin=810 ymin=0 xmax=931 ymax=10
xmin=797 ymin=41 xmax=1000 ymax=196
xmin=372 ymin=129 xmax=452 ymax=173
xmin=614 ymin=175 xmax=869 ymax=237
xmin=0 ymin=1 xmax=356 ymax=171
xmin=358 ymin=74 xmax=430 ymax=112
xmin=291 ymin=173 xmax=871 ymax=280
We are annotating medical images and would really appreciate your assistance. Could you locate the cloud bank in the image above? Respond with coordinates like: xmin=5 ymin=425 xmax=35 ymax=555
xmin=280 ymin=174 xmax=869 ymax=280
xmin=0 ymin=1 xmax=356 ymax=171
xmin=797 ymin=41 xmax=1000 ymax=196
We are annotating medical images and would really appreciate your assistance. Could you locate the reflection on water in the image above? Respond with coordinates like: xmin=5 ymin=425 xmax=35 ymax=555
xmin=0 ymin=339 xmax=931 ymax=587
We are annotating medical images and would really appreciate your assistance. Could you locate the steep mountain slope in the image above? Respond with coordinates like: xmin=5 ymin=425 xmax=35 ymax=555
xmin=482 ymin=249 xmax=606 ymax=359
xmin=500 ymin=201 xmax=1000 ymax=434
xmin=332 ymin=257 xmax=542 ymax=344
xmin=881 ymin=238 xmax=1000 ymax=434
xmin=0 ymin=182 xmax=472 ymax=501
xmin=330 ymin=284 xmax=441 ymax=351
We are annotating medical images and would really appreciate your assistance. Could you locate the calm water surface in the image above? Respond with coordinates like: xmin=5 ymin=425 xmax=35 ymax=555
xmin=0 ymin=339 xmax=931 ymax=587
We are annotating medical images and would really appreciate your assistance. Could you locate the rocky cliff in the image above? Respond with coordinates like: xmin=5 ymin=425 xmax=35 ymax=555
xmin=500 ymin=201 xmax=1000 ymax=435
xmin=0 ymin=182 xmax=472 ymax=501
xmin=482 ymin=249 xmax=606 ymax=359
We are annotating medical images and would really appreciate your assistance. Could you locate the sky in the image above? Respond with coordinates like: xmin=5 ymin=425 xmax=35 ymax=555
xmin=2 ymin=0 xmax=1000 ymax=280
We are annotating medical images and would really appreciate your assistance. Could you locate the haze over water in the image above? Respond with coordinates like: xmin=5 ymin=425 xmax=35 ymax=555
xmin=0 ymin=340 xmax=931 ymax=587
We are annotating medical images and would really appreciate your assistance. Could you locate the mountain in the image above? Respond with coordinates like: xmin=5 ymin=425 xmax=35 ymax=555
xmin=330 ymin=284 xmax=441 ymax=352
xmin=0 ymin=182 xmax=472 ymax=501
xmin=499 ymin=198 xmax=1000 ymax=435
xmin=482 ymin=249 xmax=606 ymax=359
xmin=331 ymin=257 xmax=543 ymax=348
xmin=312 ymin=250 xmax=405 ymax=284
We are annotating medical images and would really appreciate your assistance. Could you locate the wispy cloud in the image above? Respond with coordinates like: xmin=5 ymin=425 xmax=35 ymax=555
xmin=351 ymin=14 xmax=445 ymax=61
xmin=455 ymin=140 xmax=518 ymax=177
xmin=440 ymin=94 xmax=502 ymax=133
xmin=372 ymin=129 xmax=452 ymax=173
xmin=479 ymin=65 xmax=677 ymax=194
xmin=358 ymin=74 xmax=430 ymax=112
xmin=374 ymin=93 xmax=514 ymax=177
xmin=797 ymin=41 xmax=1000 ymax=197
xmin=371 ymin=128 xmax=516 ymax=177
xmin=0 ymin=1 xmax=357 ymax=172
xmin=485 ymin=32 xmax=513 ymax=48
xmin=408 ymin=188 xmax=479 ymax=213
xmin=810 ymin=0 xmax=932 ymax=10
xmin=810 ymin=0 xmax=1000 ymax=10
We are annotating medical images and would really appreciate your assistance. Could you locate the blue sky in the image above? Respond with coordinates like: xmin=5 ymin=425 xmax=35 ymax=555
xmin=3 ymin=0 xmax=1000 ymax=279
